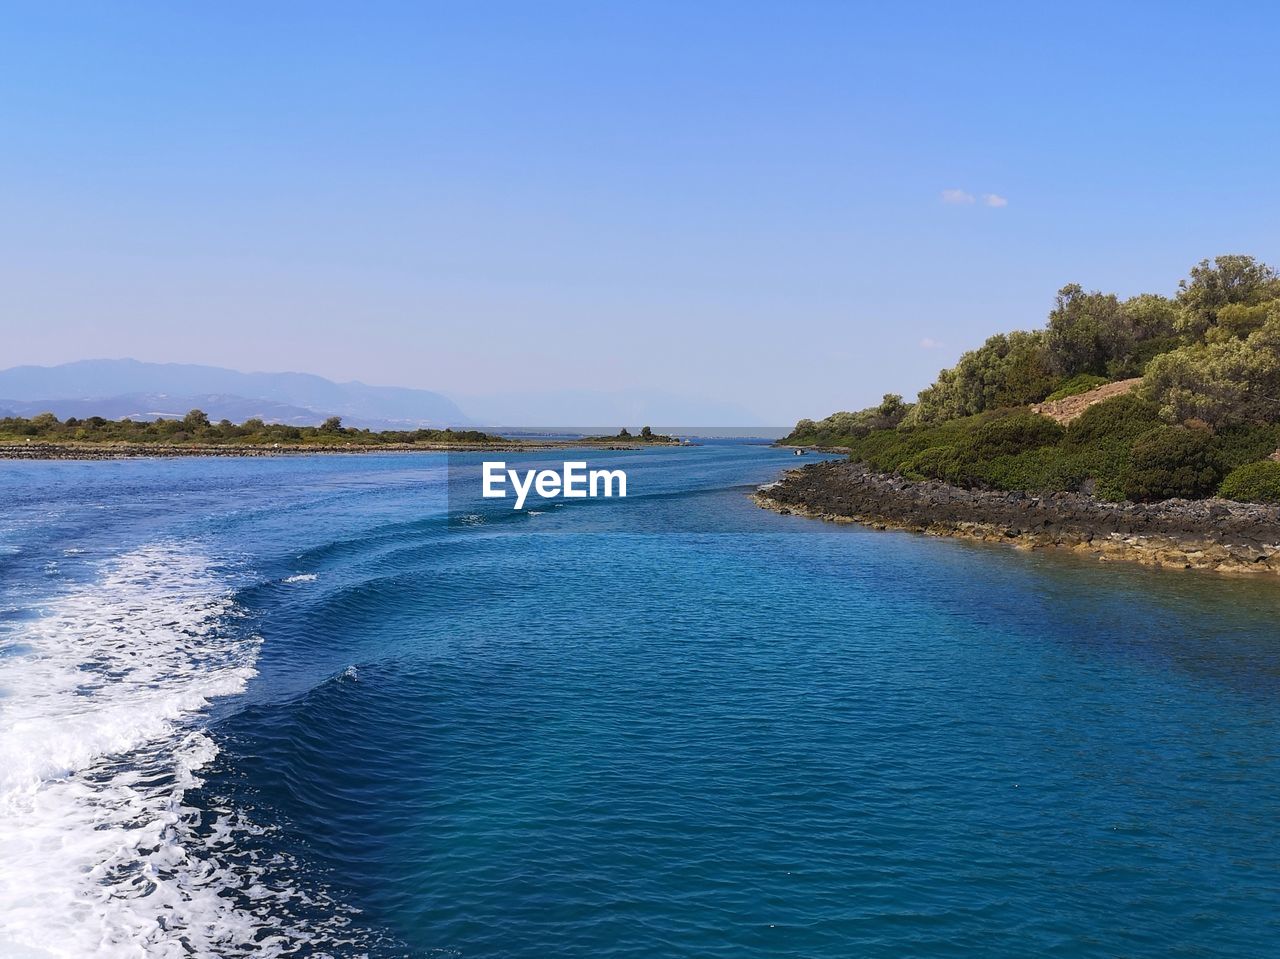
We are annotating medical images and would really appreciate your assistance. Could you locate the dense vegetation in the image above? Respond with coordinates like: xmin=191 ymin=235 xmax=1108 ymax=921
xmin=1219 ymin=461 xmax=1280 ymax=504
xmin=786 ymin=255 xmax=1280 ymax=502
xmin=0 ymin=410 xmax=504 ymax=446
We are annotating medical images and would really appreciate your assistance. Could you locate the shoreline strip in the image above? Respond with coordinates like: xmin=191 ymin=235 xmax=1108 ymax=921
xmin=756 ymin=461 xmax=1280 ymax=577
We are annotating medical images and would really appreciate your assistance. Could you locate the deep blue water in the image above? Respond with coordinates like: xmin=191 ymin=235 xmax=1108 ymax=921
xmin=2 ymin=443 xmax=1279 ymax=958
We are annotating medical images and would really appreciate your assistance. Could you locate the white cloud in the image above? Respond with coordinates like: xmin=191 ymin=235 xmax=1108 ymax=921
xmin=982 ymin=193 xmax=1009 ymax=208
xmin=940 ymin=188 xmax=975 ymax=205
xmin=919 ymin=337 xmax=945 ymax=349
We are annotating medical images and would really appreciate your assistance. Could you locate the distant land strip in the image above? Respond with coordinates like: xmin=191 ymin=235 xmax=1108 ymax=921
xmin=0 ymin=439 xmax=684 ymax=460
xmin=0 ymin=411 xmax=682 ymax=458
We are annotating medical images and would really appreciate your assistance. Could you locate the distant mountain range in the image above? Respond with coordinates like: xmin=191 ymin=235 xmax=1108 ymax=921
xmin=0 ymin=359 xmax=772 ymax=429
xmin=0 ymin=360 xmax=469 ymax=429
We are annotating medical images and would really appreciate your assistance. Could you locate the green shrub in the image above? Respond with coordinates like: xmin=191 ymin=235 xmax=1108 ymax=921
xmin=1121 ymin=426 xmax=1224 ymax=501
xmin=848 ymin=413 xmax=986 ymax=474
xmin=1064 ymin=394 xmax=1162 ymax=449
xmin=1046 ymin=374 xmax=1109 ymax=401
xmin=900 ymin=445 xmax=969 ymax=484
xmin=976 ymin=446 xmax=1090 ymax=493
xmin=966 ymin=411 xmax=1065 ymax=458
xmin=881 ymin=412 xmax=1068 ymax=490
xmin=1212 ymin=422 xmax=1280 ymax=472
xmin=1219 ymin=460 xmax=1280 ymax=503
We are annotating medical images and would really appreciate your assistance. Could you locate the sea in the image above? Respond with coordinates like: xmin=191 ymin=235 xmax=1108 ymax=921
xmin=1 ymin=442 xmax=1278 ymax=958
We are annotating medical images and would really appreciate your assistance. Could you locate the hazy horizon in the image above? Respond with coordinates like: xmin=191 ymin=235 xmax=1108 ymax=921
xmin=0 ymin=356 xmax=777 ymax=427
xmin=2 ymin=2 xmax=1277 ymax=423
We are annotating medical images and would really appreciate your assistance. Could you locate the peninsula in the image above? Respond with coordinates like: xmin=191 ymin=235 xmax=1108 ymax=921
xmin=764 ymin=255 xmax=1280 ymax=575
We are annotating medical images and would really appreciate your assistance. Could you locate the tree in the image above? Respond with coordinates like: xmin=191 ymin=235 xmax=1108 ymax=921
xmin=1142 ymin=313 xmax=1280 ymax=426
xmin=640 ymin=425 xmax=653 ymax=438
xmin=789 ymin=394 xmax=914 ymax=442
xmin=321 ymin=416 xmax=343 ymax=433
xmin=1121 ymin=293 xmax=1178 ymax=341
xmin=1045 ymin=284 xmax=1128 ymax=377
xmin=874 ymin=393 xmax=908 ymax=422
xmin=1176 ymin=255 xmax=1280 ymax=338
xmin=618 ymin=427 xmax=631 ymax=437
xmin=183 ymin=409 xmax=211 ymax=431
xmin=1210 ymin=301 xmax=1275 ymax=341
xmin=908 ymin=331 xmax=1055 ymax=426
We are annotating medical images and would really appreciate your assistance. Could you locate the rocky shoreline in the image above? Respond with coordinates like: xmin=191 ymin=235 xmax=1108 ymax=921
xmin=756 ymin=460 xmax=1280 ymax=576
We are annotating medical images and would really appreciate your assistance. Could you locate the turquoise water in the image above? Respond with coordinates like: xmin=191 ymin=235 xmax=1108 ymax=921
xmin=2 ymin=444 xmax=1279 ymax=958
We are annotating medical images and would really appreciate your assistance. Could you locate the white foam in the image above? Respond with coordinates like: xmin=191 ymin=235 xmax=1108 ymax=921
xmin=0 ymin=543 xmax=335 ymax=958
xmin=282 ymin=573 xmax=317 ymax=583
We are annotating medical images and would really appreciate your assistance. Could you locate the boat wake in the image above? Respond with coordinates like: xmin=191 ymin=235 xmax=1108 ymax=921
xmin=0 ymin=543 xmax=354 ymax=958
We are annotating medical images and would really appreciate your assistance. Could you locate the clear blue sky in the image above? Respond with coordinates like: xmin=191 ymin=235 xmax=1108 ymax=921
xmin=2 ymin=1 xmax=1277 ymax=423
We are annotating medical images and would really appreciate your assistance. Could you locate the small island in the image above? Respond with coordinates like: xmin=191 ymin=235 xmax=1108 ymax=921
xmin=764 ymin=255 xmax=1280 ymax=575
xmin=579 ymin=426 xmax=681 ymax=446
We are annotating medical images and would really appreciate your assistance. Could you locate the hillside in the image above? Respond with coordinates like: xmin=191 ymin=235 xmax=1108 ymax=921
xmin=0 ymin=359 xmax=469 ymax=429
xmin=0 ymin=392 xmax=331 ymax=426
xmin=784 ymin=255 xmax=1280 ymax=504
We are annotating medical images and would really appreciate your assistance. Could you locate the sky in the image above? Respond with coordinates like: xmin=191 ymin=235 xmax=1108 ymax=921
xmin=1 ymin=1 xmax=1278 ymax=424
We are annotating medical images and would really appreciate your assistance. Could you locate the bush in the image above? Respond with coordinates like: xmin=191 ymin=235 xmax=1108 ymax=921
xmin=977 ymin=446 xmax=1090 ymax=494
xmin=1213 ymin=422 xmax=1280 ymax=471
xmin=1046 ymin=373 xmax=1109 ymax=401
xmin=881 ymin=412 xmax=1065 ymax=489
xmin=900 ymin=445 xmax=969 ymax=484
xmin=966 ymin=411 xmax=1065 ymax=458
xmin=849 ymin=413 xmax=984 ymax=474
xmin=1064 ymin=394 xmax=1162 ymax=449
xmin=1219 ymin=460 xmax=1280 ymax=503
xmin=1120 ymin=426 xmax=1224 ymax=501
